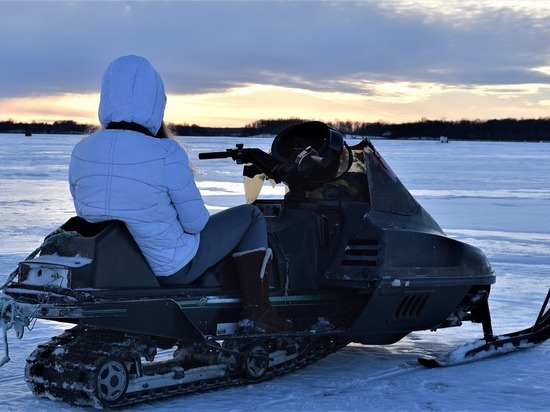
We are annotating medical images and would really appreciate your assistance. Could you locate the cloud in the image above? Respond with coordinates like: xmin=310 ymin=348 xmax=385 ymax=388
xmin=0 ymin=1 xmax=549 ymax=124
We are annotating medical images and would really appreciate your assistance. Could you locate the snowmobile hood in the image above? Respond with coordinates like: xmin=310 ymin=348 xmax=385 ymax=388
xmin=98 ymin=55 xmax=166 ymax=136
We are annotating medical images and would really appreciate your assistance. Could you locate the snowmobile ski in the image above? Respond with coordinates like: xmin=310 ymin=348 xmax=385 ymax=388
xmin=419 ymin=289 xmax=550 ymax=368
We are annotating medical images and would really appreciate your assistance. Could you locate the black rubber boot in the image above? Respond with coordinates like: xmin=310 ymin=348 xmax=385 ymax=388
xmin=233 ymin=248 xmax=294 ymax=333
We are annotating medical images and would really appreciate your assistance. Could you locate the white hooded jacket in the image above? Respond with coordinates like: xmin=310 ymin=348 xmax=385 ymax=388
xmin=69 ymin=55 xmax=210 ymax=277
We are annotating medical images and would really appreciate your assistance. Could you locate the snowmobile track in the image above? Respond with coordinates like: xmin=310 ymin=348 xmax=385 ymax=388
xmin=24 ymin=326 xmax=350 ymax=408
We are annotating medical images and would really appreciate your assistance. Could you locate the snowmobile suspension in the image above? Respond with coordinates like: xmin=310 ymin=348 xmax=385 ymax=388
xmin=470 ymin=290 xmax=495 ymax=342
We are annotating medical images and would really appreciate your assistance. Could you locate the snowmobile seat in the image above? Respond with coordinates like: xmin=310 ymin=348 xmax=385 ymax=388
xmin=41 ymin=217 xmax=235 ymax=290
xmin=46 ymin=216 xmax=161 ymax=289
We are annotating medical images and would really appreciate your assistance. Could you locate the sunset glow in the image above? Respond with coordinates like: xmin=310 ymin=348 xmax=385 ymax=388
xmin=3 ymin=80 xmax=549 ymax=128
xmin=0 ymin=94 xmax=100 ymax=125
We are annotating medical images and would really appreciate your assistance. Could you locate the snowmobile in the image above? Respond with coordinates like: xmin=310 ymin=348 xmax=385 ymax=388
xmin=1 ymin=121 xmax=549 ymax=408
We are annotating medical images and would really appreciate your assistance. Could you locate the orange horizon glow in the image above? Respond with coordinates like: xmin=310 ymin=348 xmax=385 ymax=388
xmin=1 ymin=81 xmax=549 ymax=128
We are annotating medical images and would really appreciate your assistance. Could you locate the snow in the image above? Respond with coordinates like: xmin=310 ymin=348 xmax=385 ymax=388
xmin=0 ymin=133 xmax=549 ymax=411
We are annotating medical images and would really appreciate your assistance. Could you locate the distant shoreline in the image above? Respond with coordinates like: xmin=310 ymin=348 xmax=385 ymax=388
xmin=1 ymin=117 xmax=549 ymax=142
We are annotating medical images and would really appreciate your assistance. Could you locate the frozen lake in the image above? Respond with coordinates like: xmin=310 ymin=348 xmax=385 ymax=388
xmin=0 ymin=133 xmax=549 ymax=411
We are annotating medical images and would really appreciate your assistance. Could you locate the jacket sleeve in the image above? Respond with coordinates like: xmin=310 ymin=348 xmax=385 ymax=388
xmin=68 ymin=152 xmax=79 ymax=210
xmin=164 ymin=144 xmax=210 ymax=233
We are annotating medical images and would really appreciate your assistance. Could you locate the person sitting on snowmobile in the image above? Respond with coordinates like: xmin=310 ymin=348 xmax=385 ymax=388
xmin=68 ymin=55 xmax=293 ymax=333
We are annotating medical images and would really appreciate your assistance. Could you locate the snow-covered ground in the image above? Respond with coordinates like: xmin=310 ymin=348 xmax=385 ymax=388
xmin=0 ymin=133 xmax=549 ymax=411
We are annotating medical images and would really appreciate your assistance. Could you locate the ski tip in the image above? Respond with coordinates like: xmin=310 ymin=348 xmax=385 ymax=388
xmin=417 ymin=356 xmax=443 ymax=368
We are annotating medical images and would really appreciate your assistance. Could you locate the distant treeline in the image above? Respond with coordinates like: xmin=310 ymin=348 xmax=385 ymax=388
xmin=2 ymin=117 xmax=549 ymax=141
xmin=244 ymin=117 xmax=550 ymax=141
xmin=1 ymin=120 xmax=91 ymax=135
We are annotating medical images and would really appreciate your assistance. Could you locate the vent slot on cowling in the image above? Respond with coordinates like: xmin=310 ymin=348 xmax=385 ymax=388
xmin=394 ymin=293 xmax=430 ymax=320
xmin=341 ymin=238 xmax=378 ymax=267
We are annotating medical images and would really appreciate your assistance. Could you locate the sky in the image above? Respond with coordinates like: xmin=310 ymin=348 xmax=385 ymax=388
xmin=0 ymin=0 xmax=549 ymax=127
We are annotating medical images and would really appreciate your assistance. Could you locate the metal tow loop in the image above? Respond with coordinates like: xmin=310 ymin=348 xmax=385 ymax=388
xmin=0 ymin=297 xmax=27 ymax=367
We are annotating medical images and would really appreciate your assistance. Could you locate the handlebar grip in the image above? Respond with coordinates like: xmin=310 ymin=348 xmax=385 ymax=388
xmin=198 ymin=151 xmax=233 ymax=160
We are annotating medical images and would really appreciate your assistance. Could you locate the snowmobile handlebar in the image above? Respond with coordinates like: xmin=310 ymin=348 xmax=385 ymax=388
xmin=198 ymin=144 xmax=327 ymax=165
xmin=197 ymin=151 xmax=236 ymax=160
xmin=198 ymin=144 xmax=275 ymax=165
xmin=199 ymin=144 xmax=283 ymax=181
xmin=198 ymin=144 xmax=332 ymax=185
